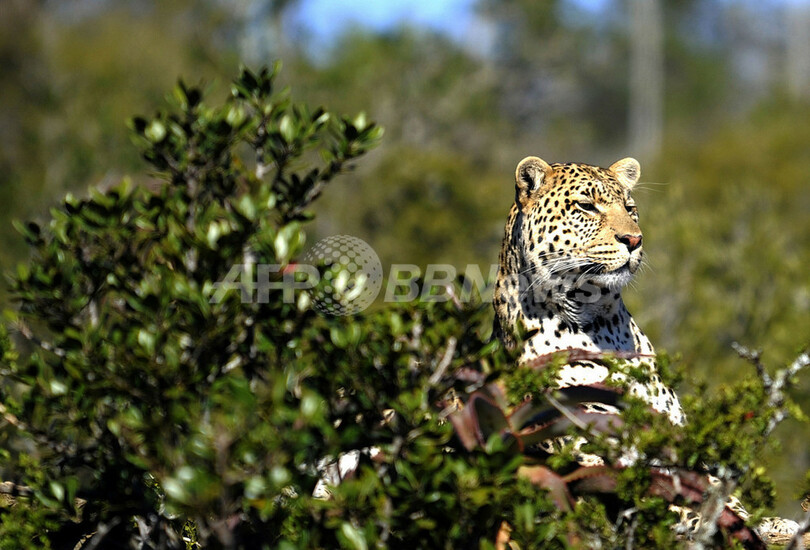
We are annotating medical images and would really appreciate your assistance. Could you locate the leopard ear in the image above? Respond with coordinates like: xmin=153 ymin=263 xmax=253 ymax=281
xmin=609 ymin=157 xmax=641 ymax=189
xmin=515 ymin=156 xmax=553 ymax=205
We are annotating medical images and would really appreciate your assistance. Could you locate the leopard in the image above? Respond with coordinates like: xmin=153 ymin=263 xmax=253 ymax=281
xmin=492 ymin=155 xmax=799 ymax=541
xmin=493 ymin=155 xmax=683 ymax=425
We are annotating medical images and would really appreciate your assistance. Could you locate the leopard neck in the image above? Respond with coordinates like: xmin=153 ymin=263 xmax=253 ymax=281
xmin=494 ymin=239 xmax=654 ymax=360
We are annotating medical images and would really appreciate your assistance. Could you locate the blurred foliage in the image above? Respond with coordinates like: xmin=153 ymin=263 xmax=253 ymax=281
xmin=0 ymin=64 xmax=806 ymax=549
xmin=286 ymin=30 xmax=513 ymax=269
xmin=0 ymin=0 xmax=237 ymax=272
xmin=1 ymin=0 xmax=809 ymax=521
xmin=637 ymin=98 xmax=810 ymax=374
xmin=323 ymin=145 xmax=506 ymax=268
xmin=633 ymin=98 xmax=810 ymax=500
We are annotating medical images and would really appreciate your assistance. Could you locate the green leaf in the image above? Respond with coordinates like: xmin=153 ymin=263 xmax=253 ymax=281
xmin=145 ymin=120 xmax=166 ymax=142
xmin=330 ymin=326 xmax=348 ymax=348
xmin=137 ymin=329 xmax=156 ymax=354
xmin=49 ymin=481 xmax=64 ymax=504
xmin=339 ymin=522 xmax=368 ymax=550
xmin=279 ymin=114 xmax=295 ymax=143
xmin=236 ymin=195 xmax=256 ymax=221
xmin=353 ymin=112 xmax=368 ymax=131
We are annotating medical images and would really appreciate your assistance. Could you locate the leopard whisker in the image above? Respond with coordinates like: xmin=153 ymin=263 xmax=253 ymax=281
xmin=517 ymin=258 xmax=595 ymax=300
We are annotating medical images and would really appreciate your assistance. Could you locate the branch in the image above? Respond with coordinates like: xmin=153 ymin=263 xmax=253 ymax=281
xmin=732 ymin=343 xmax=770 ymax=385
xmin=733 ymin=344 xmax=810 ymax=438
xmin=691 ymin=469 xmax=735 ymax=550
xmin=13 ymin=318 xmax=66 ymax=358
xmin=0 ymin=481 xmax=33 ymax=497
xmin=429 ymin=337 xmax=457 ymax=386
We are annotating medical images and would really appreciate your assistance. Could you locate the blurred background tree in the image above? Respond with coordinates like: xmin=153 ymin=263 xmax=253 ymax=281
xmin=1 ymin=0 xmax=809 ymax=516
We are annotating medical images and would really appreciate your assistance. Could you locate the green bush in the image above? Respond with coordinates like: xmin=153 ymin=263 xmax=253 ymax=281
xmin=0 ymin=65 xmax=807 ymax=549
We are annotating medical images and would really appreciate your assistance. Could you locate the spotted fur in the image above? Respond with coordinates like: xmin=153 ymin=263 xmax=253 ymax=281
xmin=493 ymin=156 xmax=683 ymax=424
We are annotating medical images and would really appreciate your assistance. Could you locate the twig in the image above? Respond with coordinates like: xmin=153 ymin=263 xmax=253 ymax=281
xmin=765 ymin=350 xmax=809 ymax=438
xmin=13 ymin=318 xmax=66 ymax=357
xmin=727 ymin=346 xmax=810 ymax=543
xmin=546 ymin=393 xmax=593 ymax=433
xmin=733 ymin=343 xmax=810 ymax=409
xmin=731 ymin=343 xmax=769 ymax=385
xmin=691 ymin=468 xmax=734 ymax=550
xmin=733 ymin=344 xmax=810 ymax=439
xmin=617 ymin=507 xmax=638 ymax=550
xmin=429 ymin=337 xmax=457 ymax=386
xmin=776 ymin=350 xmax=810 ymax=401
xmin=0 ymin=401 xmax=76 ymax=456
xmin=83 ymin=518 xmax=122 ymax=550
xmin=0 ymin=402 xmax=28 ymax=432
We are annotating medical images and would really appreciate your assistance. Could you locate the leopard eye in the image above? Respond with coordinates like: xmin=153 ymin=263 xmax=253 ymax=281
xmin=575 ymin=200 xmax=598 ymax=213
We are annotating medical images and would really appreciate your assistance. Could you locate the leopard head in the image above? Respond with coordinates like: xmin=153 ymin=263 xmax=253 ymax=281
xmin=512 ymin=156 xmax=643 ymax=291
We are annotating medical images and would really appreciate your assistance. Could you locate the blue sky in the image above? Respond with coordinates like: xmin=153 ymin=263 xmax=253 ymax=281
xmin=290 ymin=0 xmax=805 ymax=42
xmin=292 ymin=0 xmax=479 ymax=44
xmin=292 ymin=0 xmax=611 ymax=46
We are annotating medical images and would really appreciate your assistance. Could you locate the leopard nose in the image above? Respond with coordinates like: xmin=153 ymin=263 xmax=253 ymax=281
xmin=617 ymin=233 xmax=642 ymax=251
